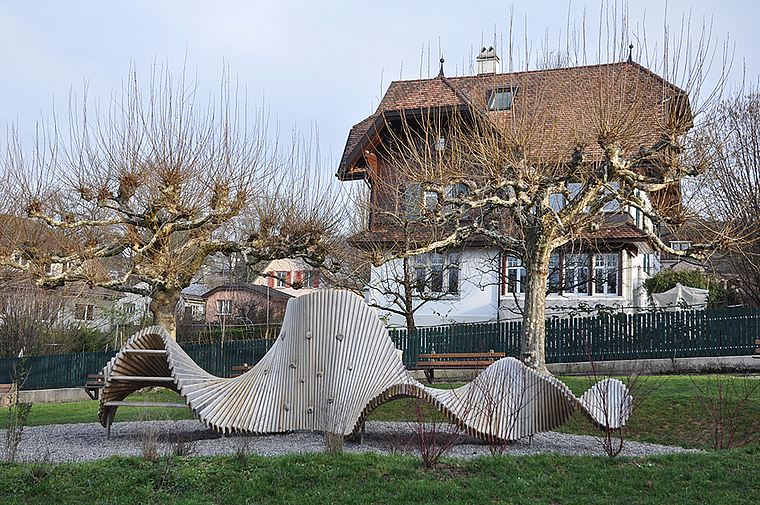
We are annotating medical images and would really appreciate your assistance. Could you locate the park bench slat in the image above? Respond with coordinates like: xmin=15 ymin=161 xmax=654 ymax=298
xmin=413 ymin=351 xmax=504 ymax=383
xmin=103 ymin=401 xmax=188 ymax=408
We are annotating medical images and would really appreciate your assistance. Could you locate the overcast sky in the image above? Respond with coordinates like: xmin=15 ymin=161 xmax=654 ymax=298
xmin=0 ymin=1 xmax=756 ymax=176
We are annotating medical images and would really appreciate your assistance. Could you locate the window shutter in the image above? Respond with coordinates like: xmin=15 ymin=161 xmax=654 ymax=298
xmin=286 ymin=271 xmax=292 ymax=284
xmin=295 ymin=271 xmax=303 ymax=283
xmin=267 ymin=271 xmax=274 ymax=288
xmin=313 ymin=271 xmax=320 ymax=288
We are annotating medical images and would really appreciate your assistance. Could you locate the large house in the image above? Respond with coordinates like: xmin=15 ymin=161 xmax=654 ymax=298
xmin=338 ymin=50 xmax=685 ymax=327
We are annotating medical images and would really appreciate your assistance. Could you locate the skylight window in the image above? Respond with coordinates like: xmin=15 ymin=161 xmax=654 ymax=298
xmin=488 ymin=86 xmax=517 ymax=111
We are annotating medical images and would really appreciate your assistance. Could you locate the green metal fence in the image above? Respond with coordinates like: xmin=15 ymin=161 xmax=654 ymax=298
xmin=0 ymin=307 xmax=757 ymax=390
xmin=390 ymin=307 xmax=760 ymax=369
xmin=0 ymin=338 xmax=277 ymax=391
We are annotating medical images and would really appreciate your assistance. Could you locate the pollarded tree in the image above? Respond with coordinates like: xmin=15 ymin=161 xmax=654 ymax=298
xmin=345 ymin=26 xmax=730 ymax=373
xmin=1 ymin=66 xmax=338 ymax=337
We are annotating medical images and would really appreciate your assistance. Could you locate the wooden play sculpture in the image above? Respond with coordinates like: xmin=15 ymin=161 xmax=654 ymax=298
xmin=99 ymin=290 xmax=631 ymax=440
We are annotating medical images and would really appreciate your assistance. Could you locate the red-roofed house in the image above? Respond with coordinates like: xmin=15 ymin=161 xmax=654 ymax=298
xmin=338 ymin=51 xmax=678 ymax=326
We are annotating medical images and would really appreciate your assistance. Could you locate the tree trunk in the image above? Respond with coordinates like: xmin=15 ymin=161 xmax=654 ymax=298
xmin=521 ymin=238 xmax=552 ymax=375
xmin=150 ymin=288 xmax=180 ymax=339
xmin=402 ymin=256 xmax=416 ymax=329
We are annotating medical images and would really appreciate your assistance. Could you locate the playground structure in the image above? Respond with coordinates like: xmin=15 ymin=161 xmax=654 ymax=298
xmin=99 ymin=290 xmax=631 ymax=440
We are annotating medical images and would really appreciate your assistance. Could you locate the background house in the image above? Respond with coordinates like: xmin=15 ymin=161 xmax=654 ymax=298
xmin=252 ymin=258 xmax=323 ymax=297
xmin=202 ymin=283 xmax=293 ymax=325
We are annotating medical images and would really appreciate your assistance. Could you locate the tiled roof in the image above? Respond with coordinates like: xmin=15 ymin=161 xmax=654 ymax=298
xmin=348 ymin=229 xmax=491 ymax=249
xmin=337 ymin=61 xmax=687 ymax=180
xmin=202 ymin=283 xmax=294 ymax=301
xmin=351 ymin=215 xmax=650 ymax=251
xmin=584 ymin=220 xmax=649 ymax=241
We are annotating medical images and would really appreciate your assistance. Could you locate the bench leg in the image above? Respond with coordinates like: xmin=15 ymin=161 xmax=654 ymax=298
xmin=424 ymin=369 xmax=434 ymax=383
xmin=106 ymin=408 xmax=116 ymax=440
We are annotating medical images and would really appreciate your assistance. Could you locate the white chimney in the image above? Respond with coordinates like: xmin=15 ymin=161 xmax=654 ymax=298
xmin=477 ymin=46 xmax=500 ymax=75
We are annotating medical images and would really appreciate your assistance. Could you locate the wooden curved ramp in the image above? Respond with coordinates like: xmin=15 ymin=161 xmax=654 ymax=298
xmin=99 ymin=290 xmax=631 ymax=441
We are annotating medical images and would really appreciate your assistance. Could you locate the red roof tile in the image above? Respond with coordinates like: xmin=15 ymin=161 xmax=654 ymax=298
xmin=337 ymin=61 xmax=688 ymax=180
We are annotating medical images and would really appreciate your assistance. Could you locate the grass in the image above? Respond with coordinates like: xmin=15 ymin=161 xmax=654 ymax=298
xmin=0 ymin=388 xmax=195 ymax=429
xmin=1 ymin=375 xmax=760 ymax=503
xmin=1 ymin=449 xmax=759 ymax=504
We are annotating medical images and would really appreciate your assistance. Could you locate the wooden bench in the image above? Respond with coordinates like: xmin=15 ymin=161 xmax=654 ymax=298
xmin=232 ymin=363 xmax=253 ymax=378
xmin=100 ymin=372 xmax=189 ymax=439
xmin=413 ymin=351 xmax=505 ymax=383
xmin=78 ymin=373 xmax=106 ymax=400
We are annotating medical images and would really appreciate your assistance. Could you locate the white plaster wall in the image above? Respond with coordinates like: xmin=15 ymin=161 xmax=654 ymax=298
xmin=367 ymin=248 xmax=500 ymax=328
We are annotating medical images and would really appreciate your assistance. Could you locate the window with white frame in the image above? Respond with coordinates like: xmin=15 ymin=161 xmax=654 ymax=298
xmin=593 ymin=253 xmax=618 ymax=295
xmin=504 ymin=256 xmax=526 ymax=294
xmin=670 ymin=241 xmax=692 ymax=251
xmin=217 ymin=299 xmax=232 ymax=316
xmin=191 ymin=304 xmax=204 ymax=319
xmin=276 ymin=271 xmax=288 ymax=287
xmin=302 ymin=270 xmax=315 ymax=288
xmin=487 ymin=86 xmax=517 ymax=111
xmin=413 ymin=252 xmax=459 ymax=295
xmin=435 ymin=136 xmax=445 ymax=151
xmin=564 ymin=254 xmax=589 ymax=294
xmin=423 ymin=191 xmax=438 ymax=209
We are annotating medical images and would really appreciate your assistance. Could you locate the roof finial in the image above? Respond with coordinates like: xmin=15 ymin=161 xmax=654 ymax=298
xmin=439 ymin=56 xmax=445 ymax=77
xmin=627 ymin=44 xmax=634 ymax=63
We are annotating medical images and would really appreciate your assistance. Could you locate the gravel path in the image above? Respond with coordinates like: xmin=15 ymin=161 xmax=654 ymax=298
xmin=3 ymin=420 xmax=700 ymax=463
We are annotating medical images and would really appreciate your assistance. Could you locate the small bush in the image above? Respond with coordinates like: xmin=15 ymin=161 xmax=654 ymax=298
xmin=691 ymin=374 xmax=760 ymax=450
xmin=4 ymin=361 xmax=32 ymax=463
xmin=643 ymin=269 xmax=741 ymax=305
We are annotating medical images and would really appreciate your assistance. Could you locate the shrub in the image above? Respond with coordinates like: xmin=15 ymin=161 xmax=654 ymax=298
xmin=643 ymin=269 xmax=741 ymax=304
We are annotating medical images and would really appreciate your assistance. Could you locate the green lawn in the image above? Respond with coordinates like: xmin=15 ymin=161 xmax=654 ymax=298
xmin=1 ymin=449 xmax=759 ymax=504
xmin=2 ymin=375 xmax=759 ymax=503
xmin=0 ymin=388 xmax=195 ymax=429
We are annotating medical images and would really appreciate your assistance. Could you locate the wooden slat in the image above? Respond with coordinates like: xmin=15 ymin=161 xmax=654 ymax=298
xmin=413 ymin=361 xmax=499 ymax=369
xmin=109 ymin=376 xmax=175 ymax=383
xmin=103 ymin=401 xmax=188 ymax=408
xmin=122 ymin=349 xmax=168 ymax=356
xmin=418 ymin=352 xmax=505 ymax=359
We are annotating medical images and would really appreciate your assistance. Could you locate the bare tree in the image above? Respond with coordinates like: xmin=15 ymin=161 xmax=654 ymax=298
xmin=0 ymin=282 xmax=62 ymax=358
xmin=1 ymin=65 xmax=338 ymax=337
xmin=348 ymin=21 xmax=730 ymax=373
xmin=350 ymin=178 xmax=464 ymax=329
xmin=688 ymin=91 xmax=760 ymax=305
